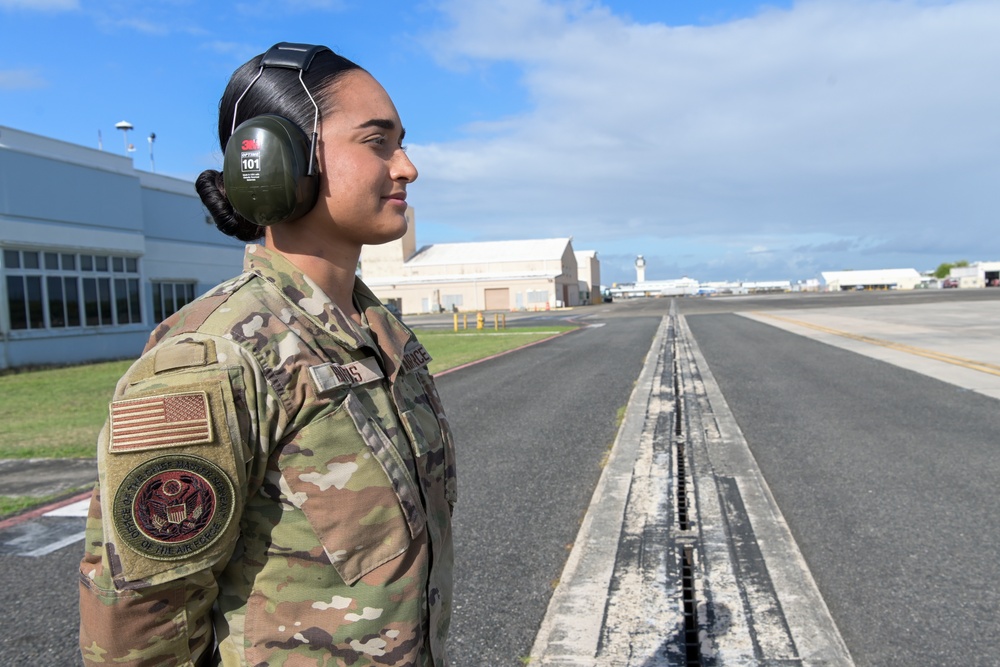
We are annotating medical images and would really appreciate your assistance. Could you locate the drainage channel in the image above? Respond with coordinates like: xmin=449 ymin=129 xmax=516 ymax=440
xmin=672 ymin=313 xmax=705 ymax=666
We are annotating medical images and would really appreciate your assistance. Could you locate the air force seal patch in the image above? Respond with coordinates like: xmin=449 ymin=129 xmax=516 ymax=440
xmin=112 ymin=454 xmax=235 ymax=561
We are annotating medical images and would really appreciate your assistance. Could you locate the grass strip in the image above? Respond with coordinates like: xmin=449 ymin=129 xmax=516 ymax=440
xmin=0 ymin=493 xmax=68 ymax=519
xmin=0 ymin=359 xmax=132 ymax=459
xmin=418 ymin=325 xmax=574 ymax=374
xmin=0 ymin=324 xmax=574 ymax=460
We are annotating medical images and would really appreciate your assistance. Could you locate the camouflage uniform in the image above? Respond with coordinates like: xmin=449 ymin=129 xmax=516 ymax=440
xmin=79 ymin=244 xmax=456 ymax=666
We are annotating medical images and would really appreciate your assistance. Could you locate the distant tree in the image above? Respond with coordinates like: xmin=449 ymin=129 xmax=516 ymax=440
xmin=933 ymin=263 xmax=954 ymax=279
xmin=933 ymin=260 xmax=970 ymax=279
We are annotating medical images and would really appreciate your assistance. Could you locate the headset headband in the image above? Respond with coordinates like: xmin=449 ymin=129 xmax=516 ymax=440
xmin=260 ymin=42 xmax=330 ymax=70
xmin=230 ymin=42 xmax=332 ymax=176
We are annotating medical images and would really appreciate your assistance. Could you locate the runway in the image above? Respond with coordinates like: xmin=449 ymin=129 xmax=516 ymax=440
xmin=532 ymin=289 xmax=1000 ymax=666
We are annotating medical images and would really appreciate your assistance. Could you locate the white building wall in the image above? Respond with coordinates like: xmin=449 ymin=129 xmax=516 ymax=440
xmin=575 ymin=250 xmax=600 ymax=304
xmin=364 ymin=234 xmax=584 ymax=312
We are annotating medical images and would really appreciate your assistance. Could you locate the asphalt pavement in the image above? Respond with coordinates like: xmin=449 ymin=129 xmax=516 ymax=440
xmin=2 ymin=289 xmax=999 ymax=666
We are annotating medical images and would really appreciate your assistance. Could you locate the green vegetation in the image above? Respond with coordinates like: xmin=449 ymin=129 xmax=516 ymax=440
xmin=0 ymin=359 xmax=132 ymax=460
xmin=0 ymin=325 xmax=574 ymax=460
xmin=934 ymin=259 xmax=969 ymax=279
xmin=615 ymin=403 xmax=628 ymax=427
xmin=419 ymin=325 xmax=574 ymax=374
xmin=0 ymin=493 xmax=69 ymax=518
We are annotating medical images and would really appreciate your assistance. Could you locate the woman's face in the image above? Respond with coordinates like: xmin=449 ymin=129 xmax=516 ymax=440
xmin=305 ymin=69 xmax=417 ymax=247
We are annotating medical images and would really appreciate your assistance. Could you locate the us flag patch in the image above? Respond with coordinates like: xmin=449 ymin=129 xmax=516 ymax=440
xmin=109 ymin=391 xmax=214 ymax=453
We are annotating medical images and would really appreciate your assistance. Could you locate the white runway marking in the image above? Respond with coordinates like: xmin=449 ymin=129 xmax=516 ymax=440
xmin=0 ymin=498 xmax=91 ymax=557
xmin=44 ymin=498 xmax=90 ymax=517
xmin=21 ymin=530 xmax=86 ymax=557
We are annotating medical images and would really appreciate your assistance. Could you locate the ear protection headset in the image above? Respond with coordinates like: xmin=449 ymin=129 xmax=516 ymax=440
xmin=222 ymin=42 xmax=331 ymax=227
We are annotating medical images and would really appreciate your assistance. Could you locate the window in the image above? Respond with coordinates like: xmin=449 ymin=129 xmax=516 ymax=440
xmin=527 ymin=289 xmax=549 ymax=304
xmin=441 ymin=294 xmax=464 ymax=310
xmin=152 ymin=281 xmax=196 ymax=322
xmin=3 ymin=248 xmax=141 ymax=331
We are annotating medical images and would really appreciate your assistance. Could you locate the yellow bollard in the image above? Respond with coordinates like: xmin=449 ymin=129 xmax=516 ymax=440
xmin=494 ymin=313 xmax=499 ymax=331
xmin=463 ymin=314 xmax=468 ymax=330
xmin=502 ymin=314 xmax=507 ymax=329
xmin=453 ymin=313 xmax=459 ymax=332
xmin=476 ymin=311 xmax=484 ymax=330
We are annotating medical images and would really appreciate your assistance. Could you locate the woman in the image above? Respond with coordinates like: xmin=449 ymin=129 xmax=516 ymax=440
xmin=79 ymin=42 xmax=456 ymax=667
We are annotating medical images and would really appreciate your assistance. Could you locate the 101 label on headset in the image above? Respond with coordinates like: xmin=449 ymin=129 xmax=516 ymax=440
xmin=239 ymin=137 xmax=261 ymax=182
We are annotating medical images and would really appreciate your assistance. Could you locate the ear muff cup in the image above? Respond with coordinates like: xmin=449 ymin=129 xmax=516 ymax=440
xmin=222 ymin=114 xmax=319 ymax=227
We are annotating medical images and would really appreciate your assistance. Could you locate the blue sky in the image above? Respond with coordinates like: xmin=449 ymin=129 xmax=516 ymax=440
xmin=2 ymin=0 xmax=998 ymax=285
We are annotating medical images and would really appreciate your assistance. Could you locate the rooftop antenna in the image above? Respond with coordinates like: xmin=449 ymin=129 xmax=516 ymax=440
xmin=114 ymin=120 xmax=134 ymax=154
xmin=148 ymin=132 xmax=156 ymax=172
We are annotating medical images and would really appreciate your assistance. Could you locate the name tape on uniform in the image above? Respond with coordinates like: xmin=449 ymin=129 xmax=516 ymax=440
xmin=310 ymin=357 xmax=384 ymax=396
xmin=401 ymin=343 xmax=433 ymax=373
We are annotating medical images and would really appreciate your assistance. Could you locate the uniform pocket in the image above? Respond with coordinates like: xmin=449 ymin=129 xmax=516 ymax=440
xmin=278 ymin=393 xmax=425 ymax=585
xmin=398 ymin=371 xmax=458 ymax=508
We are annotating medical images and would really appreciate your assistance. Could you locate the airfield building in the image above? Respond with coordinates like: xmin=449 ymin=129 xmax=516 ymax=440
xmin=575 ymin=250 xmax=601 ymax=305
xmin=0 ymin=125 xmax=243 ymax=370
xmin=360 ymin=221 xmax=585 ymax=313
xmin=821 ymin=269 xmax=923 ymax=291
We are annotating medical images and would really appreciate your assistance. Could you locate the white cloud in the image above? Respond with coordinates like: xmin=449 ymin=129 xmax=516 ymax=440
xmin=409 ymin=0 xmax=1000 ymax=281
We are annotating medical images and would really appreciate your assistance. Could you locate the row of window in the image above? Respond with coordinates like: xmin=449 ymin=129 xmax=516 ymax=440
xmin=3 ymin=249 xmax=138 ymax=274
xmin=6 ymin=274 xmax=141 ymax=330
xmin=3 ymin=248 xmax=195 ymax=332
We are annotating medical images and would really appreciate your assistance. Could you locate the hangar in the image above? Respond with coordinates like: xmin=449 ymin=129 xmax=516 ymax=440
xmin=360 ymin=219 xmax=590 ymax=313
xmin=949 ymin=262 xmax=1000 ymax=288
xmin=821 ymin=268 xmax=923 ymax=291
xmin=0 ymin=125 xmax=243 ymax=370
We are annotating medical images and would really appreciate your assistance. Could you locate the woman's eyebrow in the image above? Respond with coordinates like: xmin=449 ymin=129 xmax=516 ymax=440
xmin=357 ymin=118 xmax=406 ymax=142
xmin=357 ymin=118 xmax=396 ymax=131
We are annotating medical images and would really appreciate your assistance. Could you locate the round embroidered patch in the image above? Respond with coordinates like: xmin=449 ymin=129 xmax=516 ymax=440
xmin=112 ymin=455 xmax=235 ymax=561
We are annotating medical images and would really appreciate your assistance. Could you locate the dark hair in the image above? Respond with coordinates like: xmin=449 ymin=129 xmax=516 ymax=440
xmin=196 ymin=47 xmax=363 ymax=241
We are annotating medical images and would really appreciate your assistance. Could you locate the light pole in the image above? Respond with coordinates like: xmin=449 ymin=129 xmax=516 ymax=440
xmin=148 ymin=132 xmax=156 ymax=172
xmin=114 ymin=120 xmax=134 ymax=155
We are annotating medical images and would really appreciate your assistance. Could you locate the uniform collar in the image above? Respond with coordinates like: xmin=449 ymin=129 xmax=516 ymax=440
xmin=243 ymin=244 xmax=422 ymax=379
xmin=353 ymin=279 xmax=418 ymax=381
xmin=243 ymin=244 xmax=369 ymax=353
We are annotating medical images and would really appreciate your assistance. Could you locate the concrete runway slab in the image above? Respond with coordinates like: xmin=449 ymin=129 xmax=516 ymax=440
xmin=741 ymin=300 xmax=1000 ymax=400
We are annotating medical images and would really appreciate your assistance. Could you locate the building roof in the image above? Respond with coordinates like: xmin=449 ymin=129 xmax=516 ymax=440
xmin=406 ymin=238 xmax=572 ymax=266
xmin=363 ymin=270 xmax=562 ymax=287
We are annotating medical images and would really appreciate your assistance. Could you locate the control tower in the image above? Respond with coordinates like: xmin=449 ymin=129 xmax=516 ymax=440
xmin=635 ymin=255 xmax=646 ymax=283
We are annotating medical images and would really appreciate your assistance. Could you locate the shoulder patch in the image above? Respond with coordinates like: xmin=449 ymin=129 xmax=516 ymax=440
xmin=153 ymin=340 xmax=216 ymax=374
xmin=112 ymin=454 xmax=235 ymax=561
xmin=109 ymin=391 xmax=214 ymax=453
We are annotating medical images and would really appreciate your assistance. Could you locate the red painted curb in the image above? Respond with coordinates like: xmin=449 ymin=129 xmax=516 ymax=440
xmin=0 ymin=489 xmax=93 ymax=531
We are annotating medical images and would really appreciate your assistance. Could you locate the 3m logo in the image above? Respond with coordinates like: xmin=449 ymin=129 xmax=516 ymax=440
xmin=241 ymin=139 xmax=260 ymax=150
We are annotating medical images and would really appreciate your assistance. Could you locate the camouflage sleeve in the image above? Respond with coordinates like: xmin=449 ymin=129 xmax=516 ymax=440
xmin=79 ymin=335 xmax=278 ymax=666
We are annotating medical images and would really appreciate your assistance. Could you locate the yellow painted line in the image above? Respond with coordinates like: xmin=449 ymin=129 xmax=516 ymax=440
xmin=755 ymin=312 xmax=1000 ymax=378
